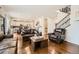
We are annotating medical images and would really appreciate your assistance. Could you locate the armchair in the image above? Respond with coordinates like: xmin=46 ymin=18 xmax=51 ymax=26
xmin=49 ymin=28 xmax=65 ymax=43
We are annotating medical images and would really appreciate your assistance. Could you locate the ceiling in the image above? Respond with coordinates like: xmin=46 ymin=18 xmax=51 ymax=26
xmin=2 ymin=5 xmax=66 ymax=19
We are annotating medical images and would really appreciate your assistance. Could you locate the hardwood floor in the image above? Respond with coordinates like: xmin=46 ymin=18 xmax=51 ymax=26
xmin=0 ymin=38 xmax=79 ymax=54
xmin=48 ymin=40 xmax=79 ymax=54
xmin=22 ymin=40 xmax=48 ymax=54
xmin=22 ymin=39 xmax=79 ymax=54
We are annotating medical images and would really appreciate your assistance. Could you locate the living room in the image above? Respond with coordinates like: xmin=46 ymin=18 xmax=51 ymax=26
xmin=0 ymin=5 xmax=79 ymax=54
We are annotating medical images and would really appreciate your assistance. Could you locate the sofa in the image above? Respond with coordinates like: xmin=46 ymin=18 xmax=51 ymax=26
xmin=48 ymin=28 xmax=66 ymax=43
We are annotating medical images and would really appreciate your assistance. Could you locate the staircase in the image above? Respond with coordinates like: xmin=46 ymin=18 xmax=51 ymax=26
xmin=55 ymin=5 xmax=71 ymax=29
xmin=56 ymin=13 xmax=70 ymax=28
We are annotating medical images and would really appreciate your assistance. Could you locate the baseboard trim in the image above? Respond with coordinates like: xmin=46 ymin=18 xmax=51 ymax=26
xmin=64 ymin=40 xmax=79 ymax=46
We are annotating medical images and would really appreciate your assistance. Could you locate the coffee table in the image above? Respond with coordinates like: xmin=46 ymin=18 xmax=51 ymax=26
xmin=30 ymin=36 xmax=48 ymax=51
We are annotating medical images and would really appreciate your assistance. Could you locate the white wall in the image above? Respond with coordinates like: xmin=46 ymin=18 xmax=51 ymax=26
xmin=66 ymin=5 xmax=79 ymax=45
xmin=33 ymin=17 xmax=55 ymax=33
xmin=47 ymin=17 xmax=55 ymax=33
xmin=37 ymin=17 xmax=56 ymax=34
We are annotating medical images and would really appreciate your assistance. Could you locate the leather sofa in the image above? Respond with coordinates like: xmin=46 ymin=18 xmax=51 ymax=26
xmin=48 ymin=28 xmax=65 ymax=43
xmin=22 ymin=29 xmax=35 ymax=41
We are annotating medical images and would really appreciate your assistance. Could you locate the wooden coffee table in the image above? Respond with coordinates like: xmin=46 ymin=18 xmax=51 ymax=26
xmin=30 ymin=36 xmax=48 ymax=51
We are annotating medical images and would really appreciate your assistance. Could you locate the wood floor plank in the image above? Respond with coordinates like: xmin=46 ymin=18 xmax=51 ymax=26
xmin=48 ymin=40 xmax=79 ymax=54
